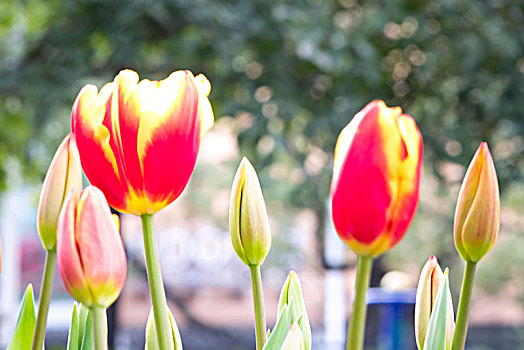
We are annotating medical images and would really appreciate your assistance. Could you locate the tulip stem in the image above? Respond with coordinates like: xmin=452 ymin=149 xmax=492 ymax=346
xmin=347 ymin=255 xmax=373 ymax=350
xmin=32 ymin=249 xmax=57 ymax=350
xmin=92 ymin=305 xmax=108 ymax=350
xmin=249 ymin=265 xmax=267 ymax=350
xmin=141 ymin=214 xmax=174 ymax=350
xmin=452 ymin=260 xmax=477 ymax=350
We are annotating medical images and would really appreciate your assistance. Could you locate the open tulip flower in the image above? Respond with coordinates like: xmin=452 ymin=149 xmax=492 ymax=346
xmin=331 ymin=100 xmax=423 ymax=350
xmin=331 ymin=100 xmax=423 ymax=257
xmin=57 ymin=186 xmax=126 ymax=309
xmin=72 ymin=69 xmax=214 ymax=215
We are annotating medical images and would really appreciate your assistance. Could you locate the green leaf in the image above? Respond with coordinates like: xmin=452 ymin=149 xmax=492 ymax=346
xmin=78 ymin=307 xmax=94 ymax=350
xmin=77 ymin=303 xmax=90 ymax=347
xmin=145 ymin=306 xmax=183 ymax=350
xmin=276 ymin=271 xmax=312 ymax=350
xmin=7 ymin=284 xmax=36 ymax=350
xmin=423 ymin=269 xmax=451 ymax=350
xmin=263 ymin=302 xmax=292 ymax=350
xmin=67 ymin=303 xmax=79 ymax=350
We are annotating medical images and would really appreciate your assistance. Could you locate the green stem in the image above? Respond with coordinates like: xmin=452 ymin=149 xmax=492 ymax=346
xmin=249 ymin=265 xmax=267 ymax=350
xmin=141 ymin=214 xmax=174 ymax=350
xmin=92 ymin=305 xmax=108 ymax=350
xmin=452 ymin=261 xmax=477 ymax=350
xmin=32 ymin=250 xmax=57 ymax=350
xmin=347 ymin=255 xmax=373 ymax=350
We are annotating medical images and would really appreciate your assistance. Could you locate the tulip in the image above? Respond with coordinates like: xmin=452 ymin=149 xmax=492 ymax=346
xmin=330 ymin=100 xmax=423 ymax=257
xmin=281 ymin=323 xmax=305 ymax=350
xmin=454 ymin=142 xmax=500 ymax=263
xmin=415 ymin=256 xmax=454 ymax=350
xmin=33 ymin=133 xmax=83 ymax=350
xmin=229 ymin=157 xmax=271 ymax=349
xmin=71 ymin=69 xmax=214 ymax=215
xmin=452 ymin=143 xmax=500 ymax=350
xmin=57 ymin=186 xmax=126 ymax=308
xmin=229 ymin=157 xmax=271 ymax=267
xmin=37 ymin=133 xmax=83 ymax=251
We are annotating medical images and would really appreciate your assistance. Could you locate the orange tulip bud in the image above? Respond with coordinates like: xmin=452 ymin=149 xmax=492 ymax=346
xmin=37 ymin=133 xmax=83 ymax=251
xmin=72 ymin=69 xmax=214 ymax=215
xmin=454 ymin=142 xmax=500 ymax=263
xmin=229 ymin=157 xmax=271 ymax=266
xmin=415 ymin=256 xmax=454 ymax=350
xmin=330 ymin=100 xmax=423 ymax=257
xmin=57 ymin=186 xmax=126 ymax=308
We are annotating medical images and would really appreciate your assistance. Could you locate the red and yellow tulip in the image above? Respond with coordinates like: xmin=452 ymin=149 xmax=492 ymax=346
xmin=72 ymin=69 xmax=214 ymax=215
xmin=57 ymin=186 xmax=126 ymax=308
xmin=37 ymin=133 xmax=83 ymax=251
xmin=454 ymin=142 xmax=500 ymax=263
xmin=330 ymin=100 xmax=423 ymax=257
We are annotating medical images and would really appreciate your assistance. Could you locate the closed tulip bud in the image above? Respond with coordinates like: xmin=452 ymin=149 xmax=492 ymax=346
xmin=229 ymin=157 xmax=271 ymax=267
xmin=415 ymin=257 xmax=454 ymax=350
xmin=330 ymin=100 xmax=423 ymax=257
xmin=454 ymin=143 xmax=500 ymax=263
xmin=281 ymin=323 xmax=305 ymax=350
xmin=37 ymin=133 xmax=83 ymax=251
xmin=57 ymin=186 xmax=127 ymax=308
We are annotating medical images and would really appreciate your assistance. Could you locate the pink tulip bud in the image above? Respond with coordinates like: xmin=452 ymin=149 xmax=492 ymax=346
xmin=414 ymin=256 xmax=454 ymax=350
xmin=454 ymin=143 xmax=500 ymax=263
xmin=37 ymin=133 xmax=83 ymax=251
xmin=57 ymin=186 xmax=126 ymax=308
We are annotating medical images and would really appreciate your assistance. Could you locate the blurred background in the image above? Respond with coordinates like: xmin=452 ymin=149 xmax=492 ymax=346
xmin=1 ymin=0 xmax=524 ymax=349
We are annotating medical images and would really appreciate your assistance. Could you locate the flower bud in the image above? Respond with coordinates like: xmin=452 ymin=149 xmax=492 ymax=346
xmin=281 ymin=323 xmax=305 ymax=350
xmin=229 ymin=157 xmax=271 ymax=266
xmin=277 ymin=271 xmax=311 ymax=350
xmin=57 ymin=186 xmax=127 ymax=308
xmin=37 ymin=133 xmax=83 ymax=251
xmin=454 ymin=142 xmax=500 ymax=263
xmin=330 ymin=100 xmax=423 ymax=257
xmin=415 ymin=257 xmax=454 ymax=350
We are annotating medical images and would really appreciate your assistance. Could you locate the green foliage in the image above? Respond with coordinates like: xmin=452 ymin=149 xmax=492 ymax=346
xmin=145 ymin=306 xmax=183 ymax=350
xmin=66 ymin=303 xmax=94 ymax=350
xmin=276 ymin=271 xmax=311 ymax=350
xmin=423 ymin=270 xmax=451 ymax=350
xmin=264 ymin=271 xmax=311 ymax=350
xmin=263 ymin=303 xmax=291 ymax=350
xmin=7 ymin=284 xmax=36 ymax=350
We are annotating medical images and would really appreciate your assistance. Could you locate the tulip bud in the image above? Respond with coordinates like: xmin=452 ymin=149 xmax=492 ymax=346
xmin=330 ymin=100 xmax=423 ymax=257
xmin=57 ymin=186 xmax=127 ymax=308
xmin=281 ymin=323 xmax=305 ymax=350
xmin=454 ymin=143 xmax=500 ymax=263
xmin=277 ymin=271 xmax=311 ymax=350
xmin=415 ymin=257 xmax=454 ymax=350
xmin=229 ymin=157 xmax=271 ymax=266
xmin=37 ymin=133 xmax=83 ymax=251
